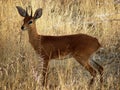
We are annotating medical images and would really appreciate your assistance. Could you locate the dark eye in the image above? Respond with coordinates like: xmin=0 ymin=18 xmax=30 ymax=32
xmin=28 ymin=21 xmax=33 ymax=24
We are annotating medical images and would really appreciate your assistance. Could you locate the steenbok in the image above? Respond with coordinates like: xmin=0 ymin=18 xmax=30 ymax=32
xmin=16 ymin=6 xmax=103 ymax=86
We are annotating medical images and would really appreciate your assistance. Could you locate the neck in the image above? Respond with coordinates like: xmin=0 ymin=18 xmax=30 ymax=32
xmin=28 ymin=24 xmax=40 ymax=50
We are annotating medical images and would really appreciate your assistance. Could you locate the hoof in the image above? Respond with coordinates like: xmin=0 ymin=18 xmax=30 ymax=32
xmin=89 ymin=78 xmax=94 ymax=86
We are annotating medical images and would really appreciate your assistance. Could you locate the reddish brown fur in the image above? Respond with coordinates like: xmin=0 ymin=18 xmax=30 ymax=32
xmin=17 ymin=7 xmax=103 ymax=86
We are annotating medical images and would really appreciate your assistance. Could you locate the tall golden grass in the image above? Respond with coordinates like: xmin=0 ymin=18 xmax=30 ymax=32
xmin=0 ymin=0 xmax=120 ymax=90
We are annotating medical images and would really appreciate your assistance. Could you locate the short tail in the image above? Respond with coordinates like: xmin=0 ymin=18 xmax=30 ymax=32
xmin=94 ymin=37 xmax=101 ymax=49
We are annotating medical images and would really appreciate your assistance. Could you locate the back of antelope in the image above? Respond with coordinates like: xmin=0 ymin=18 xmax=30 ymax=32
xmin=16 ymin=6 xmax=103 ymax=86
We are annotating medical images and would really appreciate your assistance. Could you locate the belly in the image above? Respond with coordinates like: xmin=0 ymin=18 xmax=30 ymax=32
xmin=41 ymin=48 xmax=72 ymax=60
xmin=52 ymin=53 xmax=72 ymax=60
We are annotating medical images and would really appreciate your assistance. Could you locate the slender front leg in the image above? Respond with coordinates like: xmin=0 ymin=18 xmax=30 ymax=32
xmin=42 ymin=60 xmax=49 ymax=87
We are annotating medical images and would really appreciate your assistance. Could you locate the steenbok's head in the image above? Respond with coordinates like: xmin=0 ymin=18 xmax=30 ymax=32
xmin=16 ymin=6 xmax=42 ymax=31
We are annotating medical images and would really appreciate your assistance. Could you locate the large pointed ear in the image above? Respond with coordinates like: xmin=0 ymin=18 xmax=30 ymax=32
xmin=16 ymin=6 xmax=26 ymax=17
xmin=34 ymin=8 xmax=42 ymax=19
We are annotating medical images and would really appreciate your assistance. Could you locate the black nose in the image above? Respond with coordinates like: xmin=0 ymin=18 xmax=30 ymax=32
xmin=21 ymin=26 xmax=24 ymax=30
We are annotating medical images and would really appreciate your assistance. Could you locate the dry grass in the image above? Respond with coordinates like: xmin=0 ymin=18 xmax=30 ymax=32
xmin=0 ymin=0 xmax=120 ymax=90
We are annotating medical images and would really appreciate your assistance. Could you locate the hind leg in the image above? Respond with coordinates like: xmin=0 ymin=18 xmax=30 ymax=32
xmin=92 ymin=60 xmax=103 ymax=83
xmin=73 ymin=55 xmax=97 ymax=85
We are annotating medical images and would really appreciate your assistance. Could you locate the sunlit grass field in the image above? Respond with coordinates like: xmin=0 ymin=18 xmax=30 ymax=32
xmin=0 ymin=0 xmax=120 ymax=90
